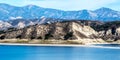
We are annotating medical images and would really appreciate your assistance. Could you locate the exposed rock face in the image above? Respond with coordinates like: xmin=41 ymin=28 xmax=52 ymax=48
xmin=91 ymin=21 xmax=120 ymax=41
xmin=98 ymin=27 xmax=120 ymax=41
xmin=0 ymin=21 xmax=98 ymax=40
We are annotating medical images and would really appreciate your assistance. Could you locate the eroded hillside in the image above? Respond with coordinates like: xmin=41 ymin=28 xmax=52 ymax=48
xmin=0 ymin=20 xmax=120 ymax=41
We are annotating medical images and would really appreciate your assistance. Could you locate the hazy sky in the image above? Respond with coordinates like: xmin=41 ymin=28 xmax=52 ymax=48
xmin=0 ymin=0 xmax=120 ymax=11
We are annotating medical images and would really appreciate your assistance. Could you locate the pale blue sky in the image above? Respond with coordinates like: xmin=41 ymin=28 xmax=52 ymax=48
xmin=0 ymin=0 xmax=120 ymax=11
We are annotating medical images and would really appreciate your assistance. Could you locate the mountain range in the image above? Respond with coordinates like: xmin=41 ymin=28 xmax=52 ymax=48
xmin=0 ymin=3 xmax=120 ymax=29
xmin=0 ymin=3 xmax=120 ymax=21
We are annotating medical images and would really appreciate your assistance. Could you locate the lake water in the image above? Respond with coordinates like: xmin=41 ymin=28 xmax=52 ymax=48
xmin=0 ymin=45 xmax=120 ymax=60
xmin=95 ymin=44 xmax=120 ymax=47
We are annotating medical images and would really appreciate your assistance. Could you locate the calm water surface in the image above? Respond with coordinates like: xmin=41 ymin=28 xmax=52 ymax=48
xmin=0 ymin=45 xmax=120 ymax=60
xmin=95 ymin=44 xmax=120 ymax=47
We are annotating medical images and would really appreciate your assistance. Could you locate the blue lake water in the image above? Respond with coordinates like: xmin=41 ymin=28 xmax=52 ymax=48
xmin=95 ymin=44 xmax=120 ymax=47
xmin=0 ymin=45 xmax=120 ymax=60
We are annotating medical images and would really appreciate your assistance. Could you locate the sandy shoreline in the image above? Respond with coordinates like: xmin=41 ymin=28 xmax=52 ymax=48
xmin=0 ymin=43 xmax=120 ymax=49
xmin=0 ymin=39 xmax=120 ymax=49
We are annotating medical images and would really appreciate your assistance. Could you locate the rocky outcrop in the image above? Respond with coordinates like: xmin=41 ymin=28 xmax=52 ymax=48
xmin=98 ymin=27 xmax=120 ymax=41
xmin=91 ymin=21 xmax=120 ymax=41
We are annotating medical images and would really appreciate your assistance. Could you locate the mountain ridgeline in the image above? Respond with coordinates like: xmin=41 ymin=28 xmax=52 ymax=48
xmin=0 ymin=3 xmax=120 ymax=21
xmin=1 ymin=20 xmax=120 ymax=41
xmin=0 ymin=3 xmax=120 ymax=30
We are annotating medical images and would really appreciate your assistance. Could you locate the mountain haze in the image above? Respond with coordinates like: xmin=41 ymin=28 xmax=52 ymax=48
xmin=0 ymin=3 xmax=120 ymax=21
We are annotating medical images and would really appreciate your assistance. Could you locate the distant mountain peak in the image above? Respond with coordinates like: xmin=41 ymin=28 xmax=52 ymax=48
xmin=0 ymin=3 xmax=10 ymax=6
xmin=24 ymin=4 xmax=41 ymax=9
xmin=25 ymin=4 xmax=36 ymax=7
xmin=95 ymin=7 xmax=114 ymax=12
xmin=0 ymin=3 xmax=16 ymax=7
xmin=100 ymin=7 xmax=111 ymax=9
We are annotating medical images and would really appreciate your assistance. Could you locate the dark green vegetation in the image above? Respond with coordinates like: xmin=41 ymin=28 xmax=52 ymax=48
xmin=90 ymin=21 xmax=120 ymax=41
xmin=91 ymin=21 xmax=120 ymax=32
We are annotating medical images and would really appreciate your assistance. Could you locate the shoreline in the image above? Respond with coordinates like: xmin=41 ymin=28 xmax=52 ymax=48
xmin=0 ymin=43 xmax=120 ymax=49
